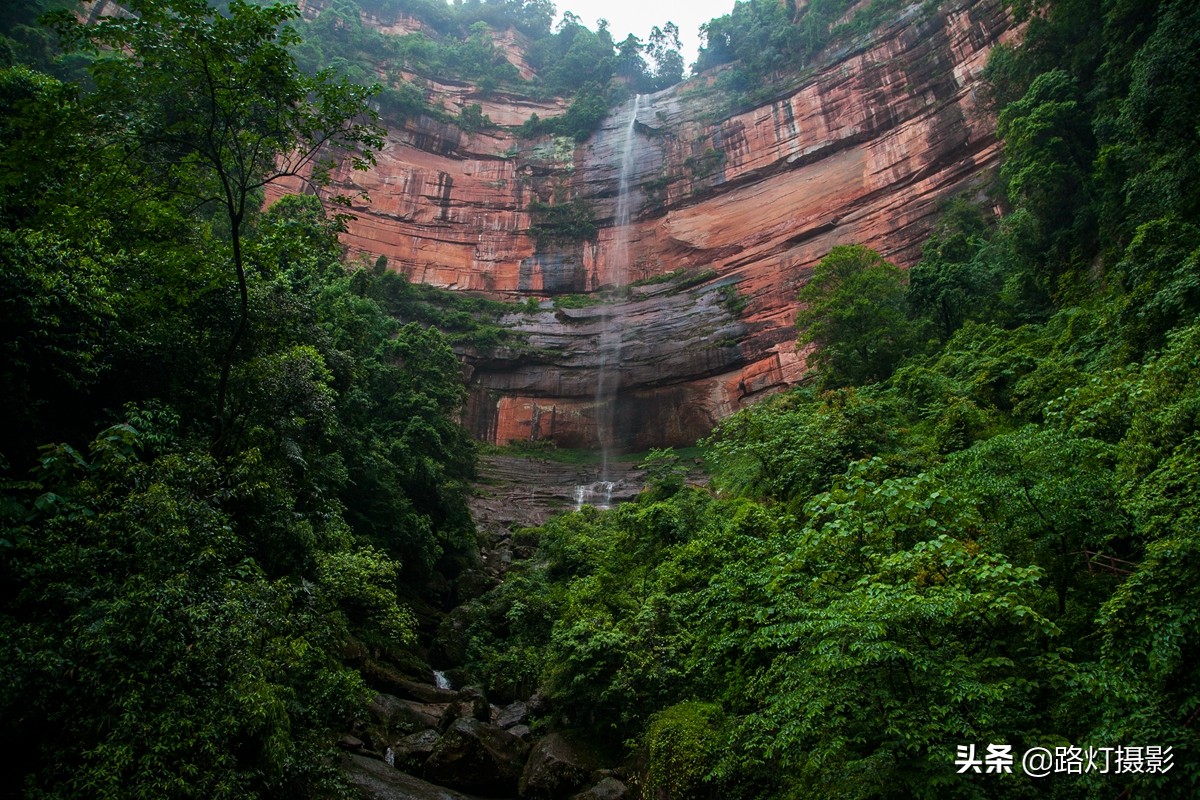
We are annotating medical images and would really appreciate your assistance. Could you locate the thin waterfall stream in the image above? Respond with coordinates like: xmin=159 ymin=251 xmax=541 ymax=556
xmin=576 ymin=95 xmax=642 ymax=510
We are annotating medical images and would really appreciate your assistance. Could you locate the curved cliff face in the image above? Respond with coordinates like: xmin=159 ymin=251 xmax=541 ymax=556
xmin=281 ymin=0 xmax=1017 ymax=450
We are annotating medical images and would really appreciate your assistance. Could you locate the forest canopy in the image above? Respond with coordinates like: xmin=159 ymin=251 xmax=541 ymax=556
xmin=1 ymin=1 xmax=481 ymax=795
xmin=454 ymin=0 xmax=1200 ymax=797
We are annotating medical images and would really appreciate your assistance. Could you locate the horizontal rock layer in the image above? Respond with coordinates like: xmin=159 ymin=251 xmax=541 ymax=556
xmin=271 ymin=0 xmax=1017 ymax=451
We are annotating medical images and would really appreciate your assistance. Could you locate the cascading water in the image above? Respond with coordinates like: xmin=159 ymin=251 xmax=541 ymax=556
xmin=576 ymin=95 xmax=642 ymax=510
xmin=574 ymin=481 xmax=615 ymax=511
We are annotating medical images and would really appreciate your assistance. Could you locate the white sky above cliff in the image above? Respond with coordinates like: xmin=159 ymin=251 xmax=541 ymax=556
xmin=554 ymin=0 xmax=735 ymax=70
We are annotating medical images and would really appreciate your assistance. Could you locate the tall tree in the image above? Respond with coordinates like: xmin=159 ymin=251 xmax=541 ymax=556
xmin=53 ymin=0 xmax=383 ymax=448
xmin=795 ymin=245 xmax=919 ymax=387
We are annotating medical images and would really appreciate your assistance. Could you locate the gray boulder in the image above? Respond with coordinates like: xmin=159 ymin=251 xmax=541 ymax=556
xmin=342 ymin=753 xmax=494 ymax=800
xmin=423 ymin=717 xmax=530 ymax=796
xmin=518 ymin=732 xmax=601 ymax=799
xmin=369 ymin=693 xmax=449 ymax=737
xmin=394 ymin=678 xmax=460 ymax=705
xmin=390 ymin=729 xmax=441 ymax=773
xmin=438 ymin=686 xmax=491 ymax=731
xmin=494 ymin=701 xmax=528 ymax=730
xmin=507 ymin=725 xmax=533 ymax=742
xmin=571 ymin=777 xmax=629 ymax=800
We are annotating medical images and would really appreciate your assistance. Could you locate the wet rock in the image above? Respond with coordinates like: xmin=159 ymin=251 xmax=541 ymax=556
xmin=342 ymin=753 xmax=497 ymax=800
xmin=518 ymin=732 xmax=601 ymax=799
xmin=494 ymin=701 xmax=528 ymax=730
xmin=339 ymin=734 xmax=367 ymax=753
xmin=525 ymin=693 xmax=550 ymax=717
xmin=439 ymin=686 xmax=492 ymax=731
xmin=396 ymin=678 xmax=461 ymax=705
xmin=486 ymin=539 xmax=514 ymax=576
xmin=423 ymin=717 xmax=530 ymax=796
xmin=368 ymin=693 xmax=411 ymax=727
xmin=571 ymin=777 xmax=629 ymax=800
xmin=444 ymin=668 xmax=477 ymax=691
xmin=361 ymin=660 xmax=421 ymax=697
xmin=391 ymin=729 xmax=442 ymax=773
xmin=362 ymin=662 xmax=458 ymax=704
xmin=507 ymin=725 xmax=533 ymax=742
xmin=369 ymin=694 xmax=449 ymax=737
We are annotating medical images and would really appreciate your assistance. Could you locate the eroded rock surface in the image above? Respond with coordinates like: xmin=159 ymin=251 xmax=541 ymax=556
xmin=272 ymin=0 xmax=1016 ymax=449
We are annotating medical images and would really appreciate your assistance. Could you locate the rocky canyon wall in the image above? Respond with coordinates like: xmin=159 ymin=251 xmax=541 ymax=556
xmin=270 ymin=0 xmax=1018 ymax=451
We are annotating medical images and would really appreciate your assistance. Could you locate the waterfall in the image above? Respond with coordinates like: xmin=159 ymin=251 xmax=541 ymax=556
xmin=573 ymin=96 xmax=643 ymax=511
xmin=593 ymin=95 xmax=642 ymax=481
xmin=574 ymin=481 xmax=615 ymax=511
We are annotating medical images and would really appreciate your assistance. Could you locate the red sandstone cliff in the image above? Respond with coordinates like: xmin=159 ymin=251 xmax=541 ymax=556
xmin=271 ymin=0 xmax=1018 ymax=450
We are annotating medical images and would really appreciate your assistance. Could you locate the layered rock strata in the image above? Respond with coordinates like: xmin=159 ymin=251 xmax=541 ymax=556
xmin=274 ymin=0 xmax=1017 ymax=449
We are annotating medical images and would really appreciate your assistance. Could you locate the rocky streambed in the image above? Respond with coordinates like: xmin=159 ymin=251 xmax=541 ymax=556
xmin=339 ymin=606 xmax=635 ymax=799
xmin=340 ymin=674 xmax=629 ymax=800
xmin=338 ymin=453 xmax=661 ymax=799
xmin=469 ymin=454 xmax=648 ymax=532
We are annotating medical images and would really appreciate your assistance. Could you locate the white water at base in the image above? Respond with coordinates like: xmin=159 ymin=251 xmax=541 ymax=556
xmin=385 ymin=747 xmax=395 ymax=767
xmin=593 ymin=95 xmax=643 ymax=482
xmin=433 ymin=670 xmax=451 ymax=690
xmin=574 ymin=481 xmax=616 ymax=511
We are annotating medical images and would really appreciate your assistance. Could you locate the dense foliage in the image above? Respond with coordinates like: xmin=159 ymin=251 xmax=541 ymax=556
xmin=285 ymin=0 xmax=685 ymax=136
xmin=459 ymin=0 xmax=1200 ymax=797
xmin=6 ymin=0 xmax=1200 ymax=796
xmin=695 ymin=0 xmax=906 ymax=98
xmin=0 ymin=1 xmax=480 ymax=796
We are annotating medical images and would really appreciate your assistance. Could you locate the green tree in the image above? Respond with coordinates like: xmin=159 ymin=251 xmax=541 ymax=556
xmin=645 ymin=701 xmax=726 ymax=799
xmin=907 ymin=199 xmax=1001 ymax=338
xmin=947 ymin=426 xmax=1122 ymax=617
xmin=1114 ymin=0 xmax=1200 ymax=227
xmin=56 ymin=0 xmax=383 ymax=446
xmin=0 ymin=229 xmax=115 ymax=462
xmin=704 ymin=387 xmax=902 ymax=503
xmin=0 ymin=426 xmax=382 ymax=798
xmin=796 ymin=245 xmax=919 ymax=388
xmin=644 ymin=23 xmax=684 ymax=92
xmin=1113 ymin=216 xmax=1200 ymax=354
xmin=1086 ymin=530 xmax=1200 ymax=797
xmin=996 ymin=69 xmax=1094 ymax=294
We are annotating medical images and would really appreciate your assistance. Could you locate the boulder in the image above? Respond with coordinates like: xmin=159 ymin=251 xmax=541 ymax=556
xmin=439 ymin=686 xmax=492 ymax=731
xmin=518 ymin=732 xmax=601 ymax=799
xmin=361 ymin=661 xmax=457 ymax=702
xmin=454 ymin=568 xmax=500 ymax=602
xmin=338 ymin=734 xmax=368 ymax=753
xmin=444 ymin=668 xmax=477 ymax=690
xmin=494 ymin=701 xmax=528 ymax=730
xmin=423 ymin=717 xmax=530 ymax=796
xmin=395 ymin=678 xmax=461 ymax=705
xmin=369 ymin=693 xmax=449 ymax=737
xmin=507 ymin=725 xmax=533 ymax=742
xmin=571 ymin=777 xmax=629 ymax=800
xmin=390 ymin=729 xmax=441 ymax=773
xmin=342 ymin=753 xmax=495 ymax=800
xmin=525 ymin=693 xmax=550 ymax=717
